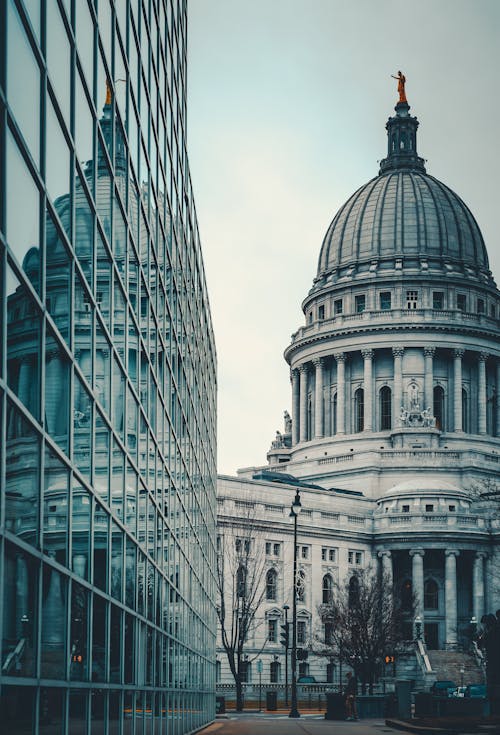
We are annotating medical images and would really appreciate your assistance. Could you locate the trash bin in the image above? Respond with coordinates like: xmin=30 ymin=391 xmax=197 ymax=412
xmin=266 ymin=691 xmax=277 ymax=711
xmin=325 ymin=692 xmax=345 ymax=720
xmin=215 ymin=696 xmax=225 ymax=715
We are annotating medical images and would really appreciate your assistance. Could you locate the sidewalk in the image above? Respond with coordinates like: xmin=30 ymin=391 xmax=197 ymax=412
xmin=197 ymin=713 xmax=416 ymax=735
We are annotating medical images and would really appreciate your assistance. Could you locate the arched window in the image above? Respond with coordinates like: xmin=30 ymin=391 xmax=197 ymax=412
xmin=424 ymin=579 xmax=438 ymax=610
xmin=433 ymin=386 xmax=445 ymax=431
xmin=401 ymin=579 xmax=412 ymax=611
xmin=354 ymin=388 xmax=364 ymax=432
xmin=380 ymin=386 xmax=392 ymax=430
xmin=348 ymin=575 xmax=360 ymax=608
xmin=266 ymin=569 xmax=277 ymax=601
xmin=462 ymin=388 xmax=468 ymax=432
xmin=296 ymin=570 xmax=306 ymax=602
xmin=237 ymin=566 xmax=246 ymax=598
xmin=322 ymin=574 xmax=333 ymax=604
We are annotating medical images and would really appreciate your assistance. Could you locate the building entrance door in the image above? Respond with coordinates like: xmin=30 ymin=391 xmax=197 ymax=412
xmin=424 ymin=623 xmax=439 ymax=649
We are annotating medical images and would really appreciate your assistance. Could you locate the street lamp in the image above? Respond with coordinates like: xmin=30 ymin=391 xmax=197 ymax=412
xmin=414 ymin=615 xmax=422 ymax=641
xmin=283 ymin=604 xmax=290 ymax=707
xmin=289 ymin=489 xmax=302 ymax=719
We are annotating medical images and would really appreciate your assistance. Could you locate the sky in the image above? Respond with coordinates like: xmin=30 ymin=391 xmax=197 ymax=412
xmin=187 ymin=0 xmax=500 ymax=476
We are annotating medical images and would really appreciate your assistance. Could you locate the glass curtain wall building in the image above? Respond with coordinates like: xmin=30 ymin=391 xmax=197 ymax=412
xmin=0 ymin=1 xmax=217 ymax=732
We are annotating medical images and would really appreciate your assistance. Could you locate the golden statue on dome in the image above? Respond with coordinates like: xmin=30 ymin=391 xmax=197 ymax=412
xmin=391 ymin=70 xmax=407 ymax=103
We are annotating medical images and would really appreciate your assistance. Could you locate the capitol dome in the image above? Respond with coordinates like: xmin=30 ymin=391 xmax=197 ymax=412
xmin=314 ymin=101 xmax=493 ymax=288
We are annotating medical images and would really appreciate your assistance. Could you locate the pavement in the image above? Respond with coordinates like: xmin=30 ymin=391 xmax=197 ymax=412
xmin=196 ymin=714 xmax=416 ymax=735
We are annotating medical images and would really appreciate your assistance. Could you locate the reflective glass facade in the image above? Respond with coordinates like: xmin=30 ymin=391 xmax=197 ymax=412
xmin=0 ymin=1 xmax=217 ymax=732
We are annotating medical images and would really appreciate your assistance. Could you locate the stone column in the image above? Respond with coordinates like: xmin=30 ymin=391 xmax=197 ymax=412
xmin=453 ymin=348 xmax=464 ymax=432
xmin=410 ymin=549 xmax=425 ymax=623
xmin=313 ymin=358 xmax=324 ymax=439
xmin=424 ymin=346 xmax=435 ymax=412
xmin=496 ymin=360 xmax=500 ymax=438
xmin=335 ymin=353 xmax=346 ymax=435
xmin=393 ymin=347 xmax=404 ymax=421
xmin=299 ymin=364 xmax=308 ymax=443
xmin=477 ymin=352 xmax=488 ymax=435
xmin=445 ymin=550 xmax=460 ymax=649
xmin=473 ymin=552 xmax=486 ymax=625
xmin=291 ymin=369 xmax=300 ymax=446
xmin=362 ymin=349 xmax=374 ymax=432
xmin=378 ymin=550 xmax=393 ymax=588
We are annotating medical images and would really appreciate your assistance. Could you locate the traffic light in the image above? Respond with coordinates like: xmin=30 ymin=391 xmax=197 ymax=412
xmin=280 ymin=623 xmax=290 ymax=649
xmin=384 ymin=654 xmax=395 ymax=664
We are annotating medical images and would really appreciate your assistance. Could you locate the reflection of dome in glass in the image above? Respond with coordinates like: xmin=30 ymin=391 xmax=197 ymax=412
xmin=316 ymin=101 xmax=492 ymax=284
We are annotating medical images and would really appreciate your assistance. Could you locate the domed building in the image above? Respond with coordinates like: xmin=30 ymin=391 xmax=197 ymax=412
xmin=216 ymin=95 xmax=500 ymax=693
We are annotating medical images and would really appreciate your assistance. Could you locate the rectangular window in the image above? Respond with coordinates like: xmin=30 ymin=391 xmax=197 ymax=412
xmin=355 ymin=551 xmax=363 ymax=565
xmin=457 ymin=293 xmax=466 ymax=311
xmin=268 ymin=619 xmax=277 ymax=642
xmin=348 ymin=551 xmax=353 ymax=564
xmin=308 ymin=311 xmax=313 ymax=324
xmin=490 ymin=304 xmax=496 ymax=318
xmin=334 ymin=299 xmax=343 ymax=315
xmin=266 ymin=542 xmax=271 ymax=555
xmin=432 ymin=291 xmax=444 ymax=309
xmin=477 ymin=298 xmax=485 ymax=314
xmin=297 ymin=621 xmax=306 ymax=644
xmin=273 ymin=543 xmax=281 ymax=557
xmin=301 ymin=546 xmax=309 ymax=559
xmin=355 ymin=294 xmax=366 ymax=313
xmin=379 ymin=292 xmax=391 ymax=310
xmin=322 ymin=547 xmax=336 ymax=562
xmin=406 ymin=290 xmax=418 ymax=309
xmin=318 ymin=304 xmax=325 ymax=320
xmin=449 ymin=505 xmax=456 ymax=512
xmin=402 ymin=505 xmax=410 ymax=513
xmin=425 ymin=504 xmax=434 ymax=512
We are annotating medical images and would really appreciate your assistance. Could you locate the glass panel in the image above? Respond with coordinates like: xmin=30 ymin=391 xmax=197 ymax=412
xmin=70 ymin=581 xmax=89 ymax=681
xmin=75 ymin=71 xmax=95 ymax=182
xmin=0 ymin=685 xmax=36 ymax=729
xmin=46 ymin=0 xmax=71 ymax=125
xmin=46 ymin=99 xmax=71 ymax=238
xmin=2 ymin=544 xmax=38 ymax=677
xmin=73 ymin=371 xmax=93 ymax=484
xmin=5 ymin=401 xmax=40 ymax=548
xmin=74 ymin=272 xmax=93 ymax=383
xmin=40 ymin=687 xmax=65 ymax=734
xmin=43 ymin=446 xmax=69 ymax=565
xmin=71 ymin=481 xmax=91 ymax=581
xmin=45 ymin=209 xmax=71 ymax=343
xmin=40 ymin=562 xmax=67 ymax=678
xmin=93 ymin=501 xmax=109 ymax=592
xmin=69 ymin=691 xmax=88 ymax=733
xmin=7 ymin=1 xmax=41 ymax=164
xmin=109 ymin=691 xmax=122 ymax=735
xmin=110 ymin=604 xmax=122 ymax=683
xmin=6 ymin=262 xmax=41 ymax=417
xmin=92 ymin=594 xmax=107 ymax=682
xmin=95 ymin=408 xmax=111 ymax=500
xmin=91 ymin=690 xmax=107 ymax=733
xmin=45 ymin=327 xmax=70 ymax=453
xmin=6 ymin=130 xmax=41 ymax=291
xmin=75 ymin=0 xmax=94 ymax=91
xmin=125 ymin=538 xmax=136 ymax=609
xmin=74 ymin=173 xmax=94 ymax=282
xmin=95 ymin=316 xmax=111 ymax=411
xmin=111 ymin=522 xmax=123 ymax=601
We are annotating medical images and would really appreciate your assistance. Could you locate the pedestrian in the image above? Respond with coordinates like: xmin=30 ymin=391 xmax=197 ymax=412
xmin=344 ymin=671 xmax=358 ymax=720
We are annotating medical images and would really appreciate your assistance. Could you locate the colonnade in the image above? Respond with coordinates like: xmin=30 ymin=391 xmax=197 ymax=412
xmin=290 ymin=347 xmax=500 ymax=444
xmin=378 ymin=548 xmax=487 ymax=649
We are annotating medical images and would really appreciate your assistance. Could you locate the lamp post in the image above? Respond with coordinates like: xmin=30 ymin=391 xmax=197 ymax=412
xmin=289 ymin=489 xmax=302 ymax=719
xmin=415 ymin=615 xmax=422 ymax=641
xmin=283 ymin=604 xmax=289 ymax=707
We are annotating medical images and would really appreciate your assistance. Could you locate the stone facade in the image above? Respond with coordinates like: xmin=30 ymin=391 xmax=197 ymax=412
xmin=216 ymin=99 xmax=500 ymax=686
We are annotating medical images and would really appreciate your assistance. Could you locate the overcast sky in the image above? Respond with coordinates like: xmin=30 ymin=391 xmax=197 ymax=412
xmin=187 ymin=0 xmax=500 ymax=476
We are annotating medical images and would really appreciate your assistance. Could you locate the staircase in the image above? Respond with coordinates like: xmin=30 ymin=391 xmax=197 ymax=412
xmin=426 ymin=650 xmax=485 ymax=686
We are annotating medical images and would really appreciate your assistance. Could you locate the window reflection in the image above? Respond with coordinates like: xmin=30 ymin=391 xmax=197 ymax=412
xmin=2 ymin=545 xmax=38 ymax=677
xmin=41 ymin=562 xmax=67 ymax=678
xmin=43 ymin=446 xmax=68 ymax=565
xmin=45 ymin=327 xmax=70 ymax=452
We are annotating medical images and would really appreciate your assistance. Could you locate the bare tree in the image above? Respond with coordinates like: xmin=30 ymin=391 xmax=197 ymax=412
xmin=216 ymin=512 xmax=267 ymax=711
xmin=313 ymin=567 xmax=411 ymax=694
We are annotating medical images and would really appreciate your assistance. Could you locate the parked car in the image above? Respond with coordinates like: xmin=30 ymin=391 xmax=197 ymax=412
xmin=464 ymin=684 xmax=487 ymax=698
xmin=297 ymin=675 xmax=317 ymax=684
xmin=430 ymin=680 xmax=456 ymax=696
